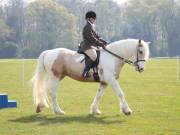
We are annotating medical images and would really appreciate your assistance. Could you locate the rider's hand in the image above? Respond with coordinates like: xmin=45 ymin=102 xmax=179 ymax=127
xmin=102 ymin=40 xmax=108 ymax=45
xmin=102 ymin=44 xmax=106 ymax=49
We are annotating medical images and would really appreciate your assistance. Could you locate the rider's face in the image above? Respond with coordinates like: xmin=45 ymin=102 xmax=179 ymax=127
xmin=89 ymin=18 xmax=96 ymax=24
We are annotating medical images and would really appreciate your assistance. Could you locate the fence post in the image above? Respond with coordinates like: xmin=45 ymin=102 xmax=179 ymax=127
xmin=22 ymin=58 xmax=25 ymax=87
xmin=177 ymin=55 xmax=179 ymax=81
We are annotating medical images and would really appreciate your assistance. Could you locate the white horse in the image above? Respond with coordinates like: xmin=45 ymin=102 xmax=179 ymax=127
xmin=31 ymin=39 xmax=150 ymax=115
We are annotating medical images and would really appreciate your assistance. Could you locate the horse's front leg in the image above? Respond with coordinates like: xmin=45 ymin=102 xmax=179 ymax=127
xmin=108 ymin=77 xmax=132 ymax=115
xmin=90 ymin=83 xmax=108 ymax=115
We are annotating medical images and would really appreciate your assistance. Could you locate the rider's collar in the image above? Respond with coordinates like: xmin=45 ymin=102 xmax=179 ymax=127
xmin=87 ymin=20 xmax=96 ymax=30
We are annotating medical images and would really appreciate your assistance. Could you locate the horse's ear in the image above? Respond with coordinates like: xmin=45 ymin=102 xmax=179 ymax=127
xmin=146 ymin=41 xmax=151 ymax=45
xmin=138 ymin=39 xmax=143 ymax=47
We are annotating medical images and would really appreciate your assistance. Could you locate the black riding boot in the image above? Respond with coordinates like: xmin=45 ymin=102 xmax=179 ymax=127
xmin=82 ymin=59 xmax=94 ymax=78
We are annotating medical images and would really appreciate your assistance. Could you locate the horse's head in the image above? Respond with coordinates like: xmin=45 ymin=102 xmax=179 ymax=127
xmin=105 ymin=39 xmax=150 ymax=73
xmin=133 ymin=40 xmax=150 ymax=73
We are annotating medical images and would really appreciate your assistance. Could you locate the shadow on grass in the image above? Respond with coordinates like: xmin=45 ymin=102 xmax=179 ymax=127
xmin=9 ymin=114 xmax=124 ymax=125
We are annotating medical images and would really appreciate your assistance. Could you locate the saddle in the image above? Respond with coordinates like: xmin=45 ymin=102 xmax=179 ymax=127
xmin=77 ymin=49 xmax=100 ymax=82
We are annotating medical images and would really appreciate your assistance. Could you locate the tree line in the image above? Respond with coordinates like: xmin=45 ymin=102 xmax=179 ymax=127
xmin=0 ymin=0 xmax=179 ymax=58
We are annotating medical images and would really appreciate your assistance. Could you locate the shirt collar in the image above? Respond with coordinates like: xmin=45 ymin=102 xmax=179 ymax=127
xmin=87 ymin=20 xmax=96 ymax=30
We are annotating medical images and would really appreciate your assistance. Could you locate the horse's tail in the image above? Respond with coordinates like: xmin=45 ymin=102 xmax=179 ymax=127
xmin=31 ymin=51 xmax=49 ymax=109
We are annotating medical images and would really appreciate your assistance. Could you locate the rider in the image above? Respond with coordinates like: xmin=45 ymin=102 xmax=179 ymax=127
xmin=79 ymin=11 xmax=107 ymax=78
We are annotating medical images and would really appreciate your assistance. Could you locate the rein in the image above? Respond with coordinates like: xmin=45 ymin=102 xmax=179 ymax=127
xmin=103 ymin=48 xmax=134 ymax=65
xmin=103 ymin=47 xmax=146 ymax=67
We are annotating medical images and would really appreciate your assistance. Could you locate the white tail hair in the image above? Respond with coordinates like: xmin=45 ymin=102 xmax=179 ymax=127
xmin=31 ymin=51 xmax=49 ymax=108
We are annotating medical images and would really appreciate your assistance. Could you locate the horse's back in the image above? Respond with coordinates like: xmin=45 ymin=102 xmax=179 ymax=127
xmin=42 ymin=48 xmax=107 ymax=82
xmin=41 ymin=48 xmax=72 ymax=77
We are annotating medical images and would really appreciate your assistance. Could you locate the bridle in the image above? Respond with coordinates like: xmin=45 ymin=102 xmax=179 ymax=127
xmin=134 ymin=46 xmax=146 ymax=71
xmin=104 ymin=41 xmax=146 ymax=69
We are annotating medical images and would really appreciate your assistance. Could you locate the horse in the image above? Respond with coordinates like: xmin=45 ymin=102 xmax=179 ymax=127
xmin=31 ymin=39 xmax=150 ymax=115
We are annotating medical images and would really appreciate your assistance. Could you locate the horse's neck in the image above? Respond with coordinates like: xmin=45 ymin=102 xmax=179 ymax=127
xmin=106 ymin=40 xmax=137 ymax=60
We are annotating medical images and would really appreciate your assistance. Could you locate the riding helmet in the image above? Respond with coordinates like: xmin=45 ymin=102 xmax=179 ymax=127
xmin=85 ymin=11 xmax=96 ymax=19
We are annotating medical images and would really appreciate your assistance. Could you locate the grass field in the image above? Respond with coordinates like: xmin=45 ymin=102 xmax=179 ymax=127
xmin=0 ymin=59 xmax=180 ymax=135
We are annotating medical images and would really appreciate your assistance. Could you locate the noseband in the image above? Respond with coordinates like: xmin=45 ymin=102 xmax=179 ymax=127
xmin=134 ymin=46 xmax=146 ymax=67
xmin=134 ymin=49 xmax=146 ymax=71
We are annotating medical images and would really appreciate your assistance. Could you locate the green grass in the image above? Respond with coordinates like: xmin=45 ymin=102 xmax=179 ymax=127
xmin=0 ymin=59 xmax=180 ymax=135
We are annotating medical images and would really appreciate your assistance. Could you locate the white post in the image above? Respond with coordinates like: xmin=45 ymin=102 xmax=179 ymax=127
xmin=177 ymin=55 xmax=179 ymax=81
xmin=22 ymin=58 xmax=25 ymax=87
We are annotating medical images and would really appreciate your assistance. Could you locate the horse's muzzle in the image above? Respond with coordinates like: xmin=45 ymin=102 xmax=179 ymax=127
xmin=138 ymin=68 xmax=144 ymax=73
xmin=135 ymin=66 xmax=144 ymax=73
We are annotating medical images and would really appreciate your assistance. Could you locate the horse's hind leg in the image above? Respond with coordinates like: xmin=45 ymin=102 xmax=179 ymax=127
xmin=48 ymin=77 xmax=65 ymax=115
xmin=90 ymin=83 xmax=108 ymax=115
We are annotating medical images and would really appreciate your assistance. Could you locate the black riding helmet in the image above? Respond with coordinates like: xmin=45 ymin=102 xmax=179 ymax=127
xmin=85 ymin=11 xmax=96 ymax=19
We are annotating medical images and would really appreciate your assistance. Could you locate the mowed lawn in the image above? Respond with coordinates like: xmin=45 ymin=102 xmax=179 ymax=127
xmin=0 ymin=59 xmax=180 ymax=135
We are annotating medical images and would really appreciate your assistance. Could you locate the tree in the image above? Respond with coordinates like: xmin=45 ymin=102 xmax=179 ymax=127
xmin=1 ymin=0 xmax=180 ymax=58
xmin=122 ymin=0 xmax=171 ymax=56
xmin=0 ymin=17 xmax=11 ymax=43
xmin=0 ymin=41 xmax=18 ymax=58
xmin=24 ymin=0 xmax=78 ymax=57
xmin=5 ymin=0 xmax=24 ymax=44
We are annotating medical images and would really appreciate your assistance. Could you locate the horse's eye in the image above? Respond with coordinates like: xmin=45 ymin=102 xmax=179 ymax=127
xmin=139 ymin=50 xmax=143 ymax=54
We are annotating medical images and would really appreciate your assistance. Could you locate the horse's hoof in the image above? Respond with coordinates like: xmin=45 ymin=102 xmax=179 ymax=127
xmin=122 ymin=108 xmax=132 ymax=116
xmin=124 ymin=111 xmax=132 ymax=116
xmin=36 ymin=106 xmax=42 ymax=113
xmin=36 ymin=103 xmax=46 ymax=113
xmin=91 ymin=109 xmax=101 ymax=115
xmin=55 ymin=110 xmax=65 ymax=115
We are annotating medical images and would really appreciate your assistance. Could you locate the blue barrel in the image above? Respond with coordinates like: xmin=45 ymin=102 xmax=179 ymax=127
xmin=0 ymin=93 xmax=8 ymax=108
xmin=7 ymin=100 xmax=17 ymax=108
